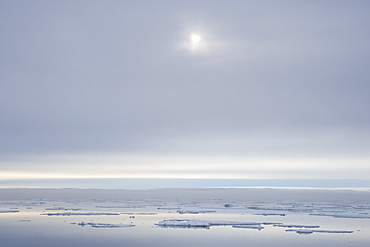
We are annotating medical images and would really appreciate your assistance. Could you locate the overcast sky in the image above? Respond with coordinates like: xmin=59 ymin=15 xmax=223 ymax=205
xmin=1 ymin=1 xmax=369 ymax=183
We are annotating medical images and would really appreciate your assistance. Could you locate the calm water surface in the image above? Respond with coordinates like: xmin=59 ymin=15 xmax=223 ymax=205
xmin=1 ymin=189 xmax=370 ymax=247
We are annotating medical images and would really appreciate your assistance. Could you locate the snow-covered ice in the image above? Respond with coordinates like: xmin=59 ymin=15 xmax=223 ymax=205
xmin=156 ymin=219 xmax=210 ymax=228
xmin=273 ymin=224 xmax=320 ymax=228
xmin=156 ymin=219 xmax=262 ymax=228
xmin=42 ymin=212 xmax=120 ymax=216
xmin=286 ymin=229 xmax=354 ymax=234
xmin=255 ymin=213 xmax=286 ymax=216
xmin=157 ymin=207 xmax=181 ymax=210
xmin=209 ymin=221 xmax=261 ymax=226
xmin=232 ymin=225 xmax=264 ymax=230
xmin=177 ymin=210 xmax=216 ymax=214
xmin=0 ymin=210 xmax=19 ymax=213
xmin=77 ymin=221 xmax=135 ymax=228
xmin=46 ymin=207 xmax=82 ymax=211
xmin=310 ymin=213 xmax=370 ymax=219
xmin=121 ymin=212 xmax=157 ymax=215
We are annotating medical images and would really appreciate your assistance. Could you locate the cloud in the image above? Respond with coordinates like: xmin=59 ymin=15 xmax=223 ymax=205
xmin=1 ymin=153 xmax=369 ymax=180
xmin=1 ymin=1 xmax=369 ymax=182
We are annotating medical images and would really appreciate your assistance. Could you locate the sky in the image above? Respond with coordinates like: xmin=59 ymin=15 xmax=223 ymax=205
xmin=1 ymin=0 xmax=370 ymax=187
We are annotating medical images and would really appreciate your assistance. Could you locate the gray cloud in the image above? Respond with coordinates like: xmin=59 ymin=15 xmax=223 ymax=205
xmin=1 ymin=0 xmax=369 ymax=162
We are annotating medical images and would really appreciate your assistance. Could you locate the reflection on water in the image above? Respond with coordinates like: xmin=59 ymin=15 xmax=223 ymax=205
xmin=0 ymin=189 xmax=370 ymax=247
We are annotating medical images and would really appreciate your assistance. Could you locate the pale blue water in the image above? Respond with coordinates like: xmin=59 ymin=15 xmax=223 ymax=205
xmin=1 ymin=188 xmax=370 ymax=247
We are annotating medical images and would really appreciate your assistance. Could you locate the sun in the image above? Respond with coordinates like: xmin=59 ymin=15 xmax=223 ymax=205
xmin=190 ymin=34 xmax=201 ymax=46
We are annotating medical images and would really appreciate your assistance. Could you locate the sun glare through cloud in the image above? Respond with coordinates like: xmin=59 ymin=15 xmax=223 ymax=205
xmin=190 ymin=34 xmax=201 ymax=46
xmin=188 ymin=33 xmax=204 ymax=51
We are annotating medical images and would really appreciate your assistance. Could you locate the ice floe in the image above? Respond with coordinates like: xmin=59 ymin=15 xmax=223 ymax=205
xmin=262 ymin=222 xmax=283 ymax=225
xmin=42 ymin=212 xmax=120 ymax=216
xmin=157 ymin=207 xmax=181 ymax=210
xmin=209 ymin=221 xmax=261 ymax=226
xmin=232 ymin=225 xmax=264 ymax=230
xmin=286 ymin=229 xmax=353 ymax=234
xmin=156 ymin=219 xmax=210 ymax=228
xmin=310 ymin=213 xmax=370 ymax=219
xmin=0 ymin=210 xmax=19 ymax=213
xmin=273 ymin=224 xmax=320 ymax=228
xmin=177 ymin=210 xmax=216 ymax=214
xmin=155 ymin=219 xmax=262 ymax=229
xmin=76 ymin=221 xmax=135 ymax=228
xmin=46 ymin=207 xmax=82 ymax=211
xmin=121 ymin=212 xmax=157 ymax=215
xmin=255 ymin=213 xmax=286 ymax=216
xmin=96 ymin=205 xmax=144 ymax=209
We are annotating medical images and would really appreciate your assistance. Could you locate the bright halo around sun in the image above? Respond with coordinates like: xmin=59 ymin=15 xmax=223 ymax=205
xmin=191 ymin=34 xmax=201 ymax=44
xmin=190 ymin=34 xmax=201 ymax=49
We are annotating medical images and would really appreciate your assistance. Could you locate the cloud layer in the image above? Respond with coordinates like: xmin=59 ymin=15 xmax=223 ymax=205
xmin=1 ymin=1 xmax=369 ymax=181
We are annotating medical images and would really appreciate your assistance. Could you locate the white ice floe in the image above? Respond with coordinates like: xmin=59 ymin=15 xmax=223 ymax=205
xmin=46 ymin=207 xmax=82 ymax=211
xmin=255 ymin=213 xmax=286 ymax=216
xmin=156 ymin=219 xmax=210 ymax=228
xmin=286 ymin=229 xmax=353 ymax=234
xmin=155 ymin=219 xmax=261 ymax=228
xmin=177 ymin=210 xmax=216 ymax=214
xmin=121 ymin=213 xmax=157 ymax=215
xmin=262 ymin=222 xmax=283 ymax=225
xmin=92 ymin=224 xmax=135 ymax=228
xmin=310 ymin=213 xmax=370 ymax=219
xmin=77 ymin=221 xmax=135 ymax=228
xmin=96 ymin=206 xmax=144 ymax=209
xmin=157 ymin=207 xmax=181 ymax=210
xmin=209 ymin=221 xmax=261 ymax=226
xmin=0 ymin=210 xmax=19 ymax=213
xmin=273 ymin=224 xmax=320 ymax=228
xmin=42 ymin=212 xmax=120 ymax=216
xmin=232 ymin=225 xmax=264 ymax=230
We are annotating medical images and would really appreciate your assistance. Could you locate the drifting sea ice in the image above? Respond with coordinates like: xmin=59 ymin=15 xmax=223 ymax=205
xmin=273 ymin=224 xmax=320 ymax=228
xmin=255 ymin=213 xmax=286 ymax=216
xmin=155 ymin=219 xmax=262 ymax=228
xmin=156 ymin=219 xmax=210 ymax=228
xmin=96 ymin=205 xmax=144 ymax=209
xmin=157 ymin=207 xmax=181 ymax=210
xmin=310 ymin=213 xmax=370 ymax=219
xmin=42 ymin=212 xmax=120 ymax=216
xmin=76 ymin=221 xmax=135 ymax=228
xmin=232 ymin=225 xmax=264 ymax=230
xmin=209 ymin=221 xmax=261 ymax=226
xmin=177 ymin=210 xmax=216 ymax=214
xmin=0 ymin=210 xmax=19 ymax=213
xmin=286 ymin=229 xmax=354 ymax=234
xmin=45 ymin=207 xmax=82 ymax=211
xmin=121 ymin=212 xmax=157 ymax=215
